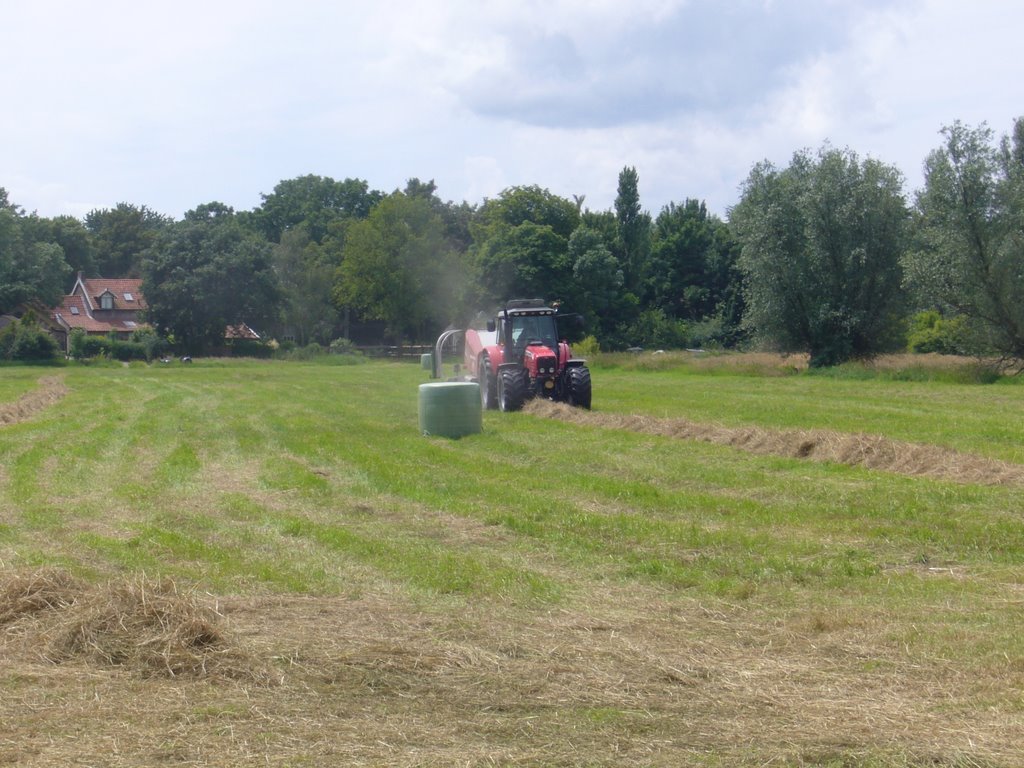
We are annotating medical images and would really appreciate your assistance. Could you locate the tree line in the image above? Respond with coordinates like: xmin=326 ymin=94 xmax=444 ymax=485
xmin=1 ymin=117 xmax=1022 ymax=368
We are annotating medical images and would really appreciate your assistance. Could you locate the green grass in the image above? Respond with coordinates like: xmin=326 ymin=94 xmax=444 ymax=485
xmin=2 ymin=358 xmax=1022 ymax=604
xmin=0 ymin=368 xmax=48 ymax=401
xmin=593 ymin=364 xmax=1024 ymax=462
xmin=2 ymin=357 xmax=1023 ymax=765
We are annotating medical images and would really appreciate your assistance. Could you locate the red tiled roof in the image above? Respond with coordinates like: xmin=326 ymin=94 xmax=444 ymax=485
xmin=225 ymin=323 xmax=260 ymax=340
xmin=53 ymin=294 xmax=149 ymax=334
xmin=80 ymin=278 xmax=148 ymax=311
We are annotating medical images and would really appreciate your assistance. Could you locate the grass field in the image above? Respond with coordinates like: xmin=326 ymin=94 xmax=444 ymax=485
xmin=1 ymin=354 xmax=1023 ymax=766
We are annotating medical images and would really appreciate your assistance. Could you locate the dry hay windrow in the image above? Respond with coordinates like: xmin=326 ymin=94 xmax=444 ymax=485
xmin=207 ymin=586 xmax=1024 ymax=765
xmin=525 ymin=399 xmax=1024 ymax=487
xmin=0 ymin=567 xmax=82 ymax=624
xmin=3 ymin=578 xmax=1022 ymax=762
xmin=0 ymin=568 xmax=273 ymax=683
xmin=0 ymin=375 xmax=68 ymax=426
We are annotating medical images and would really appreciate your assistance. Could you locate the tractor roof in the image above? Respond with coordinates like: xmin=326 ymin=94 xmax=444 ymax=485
xmin=500 ymin=307 xmax=556 ymax=318
xmin=500 ymin=298 xmax=556 ymax=318
xmin=505 ymin=298 xmax=548 ymax=310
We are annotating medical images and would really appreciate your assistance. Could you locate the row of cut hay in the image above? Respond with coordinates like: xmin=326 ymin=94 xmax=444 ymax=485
xmin=0 ymin=567 xmax=80 ymax=624
xmin=0 ymin=376 xmax=69 ymax=426
xmin=0 ymin=568 xmax=273 ymax=683
xmin=525 ymin=400 xmax=1024 ymax=486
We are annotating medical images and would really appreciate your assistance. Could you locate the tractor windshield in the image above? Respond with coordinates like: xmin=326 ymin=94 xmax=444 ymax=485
xmin=510 ymin=314 xmax=558 ymax=350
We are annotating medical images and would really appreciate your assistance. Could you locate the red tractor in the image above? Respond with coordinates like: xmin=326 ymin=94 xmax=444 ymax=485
xmin=460 ymin=299 xmax=591 ymax=412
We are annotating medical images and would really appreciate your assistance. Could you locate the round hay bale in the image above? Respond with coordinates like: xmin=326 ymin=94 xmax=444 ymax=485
xmin=420 ymin=352 xmax=433 ymax=371
xmin=418 ymin=382 xmax=482 ymax=438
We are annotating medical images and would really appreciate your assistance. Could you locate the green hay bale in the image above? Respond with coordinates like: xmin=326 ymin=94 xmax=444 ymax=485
xmin=418 ymin=382 xmax=482 ymax=438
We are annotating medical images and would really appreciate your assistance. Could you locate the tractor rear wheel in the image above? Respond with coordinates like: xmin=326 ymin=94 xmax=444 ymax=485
xmin=479 ymin=358 xmax=497 ymax=410
xmin=498 ymin=368 xmax=526 ymax=412
xmin=567 ymin=366 xmax=592 ymax=409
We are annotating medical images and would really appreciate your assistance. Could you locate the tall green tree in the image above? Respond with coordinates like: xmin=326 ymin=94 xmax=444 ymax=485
xmin=0 ymin=189 xmax=71 ymax=312
xmin=183 ymin=201 xmax=236 ymax=223
xmin=334 ymin=192 xmax=461 ymax=342
xmin=614 ymin=166 xmax=652 ymax=300
xmin=85 ymin=203 xmax=171 ymax=277
xmin=470 ymin=185 xmax=580 ymax=307
xmin=273 ymin=229 xmax=340 ymax=345
xmin=568 ymin=225 xmax=624 ymax=340
xmin=402 ymin=177 xmax=437 ymax=200
xmin=904 ymin=118 xmax=1024 ymax=368
xmin=402 ymin=177 xmax=476 ymax=254
xmin=649 ymin=199 xmax=740 ymax=324
xmin=48 ymin=216 xmax=97 ymax=287
xmin=731 ymin=145 xmax=908 ymax=367
xmin=142 ymin=204 xmax=280 ymax=353
xmin=254 ymin=175 xmax=382 ymax=243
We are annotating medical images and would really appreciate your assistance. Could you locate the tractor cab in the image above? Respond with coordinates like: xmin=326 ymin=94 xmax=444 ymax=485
xmin=495 ymin=302 xmax=559 ymax=364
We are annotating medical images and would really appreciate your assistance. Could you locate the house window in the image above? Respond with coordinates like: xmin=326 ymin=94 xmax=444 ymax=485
xmin=101 ymin=294 xmax=114 ymax=310
xmin=70 ymin=306 xmax=80 ymax=315
xmin=124 ymin=321 xmax=137 ymax=328
xmin=124 ymin=292 xmax=134 ymax=302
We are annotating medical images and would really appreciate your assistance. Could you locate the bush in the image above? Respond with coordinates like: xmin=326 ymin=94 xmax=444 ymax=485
xmin=271 ymin=338 xmax=365 ymax=364
xmin=13 ymin=331 xmax=59 ymax=361
xmin=687 ymin=317 xmax=725 ymax=350
xmin=279 ymin=342 xmax=324 ymax=361
xmin=329 ymin=337 xmax=359 ymax=356
xmin=68 ymin=329 xmax=87 ymax=359
xmin=79 ymin=335 xmax=110 ymax=359
xmin=0 ymin=323 xmax=15 ymax=359
xmin=69 ymin=330 xmax=156 ymax=362
xmin=0 ymin=317 xmax=60 ymax=362
xmin=572 ymin=335 xmax=601 ymax=359
xmin=907 ymin=310 xmax=969 ymax=355
xmin=622 ymin=309 xmax=690 ymax=350
xmin=107 ymin=339 xmax=146 ymax=362
xmin=131 ymin=329 xmax=170 ymax=361
xmin=227 ymin=339 xmax=273 ymax=358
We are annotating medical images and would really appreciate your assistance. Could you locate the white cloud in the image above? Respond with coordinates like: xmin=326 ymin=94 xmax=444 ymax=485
xmin=461 ymin=155 xmax=509 ymax=204
xmin=1 ymin=0 xmax=1022 ymax=220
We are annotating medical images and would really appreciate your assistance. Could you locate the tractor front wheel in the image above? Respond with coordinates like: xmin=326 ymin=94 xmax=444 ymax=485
xmin=567 ymin=366 xmax=592 ymax=409
xmin=479 ymin=358 xmax=497 ymax=410
xmin=498 ymin=368 xmax=526 ymax=412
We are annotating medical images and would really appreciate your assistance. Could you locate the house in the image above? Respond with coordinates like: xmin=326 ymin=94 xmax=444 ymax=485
xmin=50 ymin=273 xmax=262 ymax=353
xmin=52 ymin=273 xmax=148 ymax=349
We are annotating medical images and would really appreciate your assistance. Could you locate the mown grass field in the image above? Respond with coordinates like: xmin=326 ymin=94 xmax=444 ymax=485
xmin=1 ymin=354 xmax=1023 ymax=766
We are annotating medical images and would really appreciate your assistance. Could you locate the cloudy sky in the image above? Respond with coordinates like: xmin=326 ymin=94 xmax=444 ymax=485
xmin=2 ymin=0 xmax=1021 ymax=221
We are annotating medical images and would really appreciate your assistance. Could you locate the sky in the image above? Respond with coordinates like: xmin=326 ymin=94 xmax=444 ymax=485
xmin=2 ymin=0 xmax=1022 ymax=222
